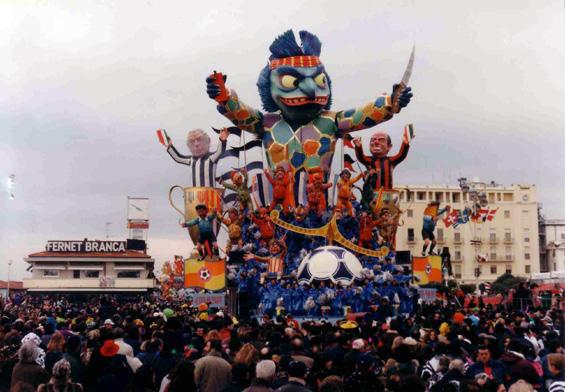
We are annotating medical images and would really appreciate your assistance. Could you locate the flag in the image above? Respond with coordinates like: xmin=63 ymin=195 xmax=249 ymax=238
xmin=344 ymin=154 xmax=356 ymax=171
xmin=453 ymin=209 xmax=470 ymax=228
xmin=156 ymin=129 xmax=170 ymax=146
xmin=487 ymin=208 xmax=498 ymax=221
xmin=443 ymin=209 xmax=459 ymax=228
xmin=343 ymin=134 xmax=354 ymax=149
xmin=473 ymin=208 xmax=489 ymax=223
xmin=403 ymin=123 xmax=415 ymax=142
xmin=185 ymin=258 xmax=225 ymax=291
xmin=412 ymin=255 xmax=442 ymax=285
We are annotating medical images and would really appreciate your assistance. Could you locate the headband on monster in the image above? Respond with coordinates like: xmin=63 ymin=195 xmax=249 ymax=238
xmin=269 ymin=55 xmax=322 ymax=70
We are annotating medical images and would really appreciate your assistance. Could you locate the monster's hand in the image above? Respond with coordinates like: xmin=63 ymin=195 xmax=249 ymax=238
xmin=391 ymin=84 xmax=413 ymax=112
xmin=206 ymin=72 xmax=229 ymax=103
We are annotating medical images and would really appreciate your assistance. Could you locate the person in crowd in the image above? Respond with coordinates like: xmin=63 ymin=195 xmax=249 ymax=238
xmin=547 ymin=353 xmax=565 ymax=392
xmin=466 ymin=345 xmax=508 ymax=384
xmin=11 ymin=342 xmax=49 ymax=390
xmin=194 ymin=339 xmax=232 ymax=391
xmin=45 ymin=332 xmax=65 ymax=374
xmin=38 ymin=358 xmax=83 ymax=392
xmin=246 ymin=359 xmax=277 ymax=391
xmin=277 ymin=360 xmax=312 ymax=392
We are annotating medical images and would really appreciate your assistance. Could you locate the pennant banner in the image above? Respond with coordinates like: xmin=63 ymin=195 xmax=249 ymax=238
xmin=185 ymin=258 xmax=226 ymax=291
xmin=413 ymin=255 xmax=442 ymax=285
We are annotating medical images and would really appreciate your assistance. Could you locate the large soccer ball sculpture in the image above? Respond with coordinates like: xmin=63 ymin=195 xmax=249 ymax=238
xmin=297 ymin=246 xmax=363 ymax=286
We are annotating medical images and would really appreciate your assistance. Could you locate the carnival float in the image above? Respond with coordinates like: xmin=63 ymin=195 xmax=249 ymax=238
xmin=154 ymin=29 xmax=476 ymax=318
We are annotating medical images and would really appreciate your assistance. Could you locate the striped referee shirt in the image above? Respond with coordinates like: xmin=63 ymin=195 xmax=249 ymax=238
xmin=355 ymin=141 xmax=410 ymax=190
xmin=166 ymin=140 xmax=227 ymax=188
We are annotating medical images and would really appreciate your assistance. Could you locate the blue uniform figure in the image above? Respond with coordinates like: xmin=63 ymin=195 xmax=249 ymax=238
xmin=185 ymin=204 xmax=218 ymax=259
xmin=422 ymin=201 xmax=450 ymax=255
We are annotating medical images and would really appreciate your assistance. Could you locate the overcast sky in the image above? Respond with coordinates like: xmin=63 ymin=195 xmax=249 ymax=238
xmin=1 ymin=0 xmax=564 ymax=280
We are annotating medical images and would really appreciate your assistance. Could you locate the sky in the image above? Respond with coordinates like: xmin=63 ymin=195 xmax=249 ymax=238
xmin=1 ymin=0 xmax=564 ymax=280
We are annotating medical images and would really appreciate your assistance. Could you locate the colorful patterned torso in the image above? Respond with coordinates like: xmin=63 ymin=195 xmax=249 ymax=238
xmin=218 ymin=90 xmax=393 ymax=174
xmin=262 ymin=112 xmax=337 ymax=172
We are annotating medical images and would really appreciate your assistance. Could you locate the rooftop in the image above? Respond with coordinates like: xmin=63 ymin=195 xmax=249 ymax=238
xmin=27 ymin=250 xmax=152 ymax=259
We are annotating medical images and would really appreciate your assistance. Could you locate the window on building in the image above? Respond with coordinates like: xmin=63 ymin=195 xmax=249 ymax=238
xmin=488 ymin=193 xmax=495 ymax=204
xmin=454 ymin=265 xmax=461 ymax=279
xmin=117 ymin=271 xmax=141 ymax=278
xmin=505 ymin=230 xmax=512 ymax=242
xmin=407 ymin=228 xmax=415 ymax=242
xmin=506 ymin=265 xmax=512 ymax=274
xmin=407 ymin=191 xmax=413 ymax=202
xmin=454 ymin=232 xmax=461 ymax=242
xmin=42 ymin=270 xmax=59 ymax=278
xmin=85 ymin=271 xmax=100 ymax=278
xmin=490 ymin=246 xmax=497 ymax=261
xmin=453 ymin=193 xmax=461 ymax=203
xmin=524 ymin=245 xmax=531 ymax=261
xmin=504 ymin=210 xmax=510 ymax=218
xmin=73 ymin=270 xmax=80 ymax=279
xmin=437 ymin=228 xmax=444 ymax=242
xmin=490 ymin=266 xmax=497 ymax=274
xmin=417 ymin=191 xmax=426 ymax=201
xmin=489 ymin=229 xmax=497 ymax=242
xmin=435 ymin=192 xmax=444 ymax=202
xmin=524 ymin=228 xmax=530 ymax=243
xmin=505 ymin=246 xmax=512 ymax=261
xmin=497 ymin=193 xmax=502 ymax=202
xmin=561 ymin=233 xmax=565 ymax=240
xmin=525 ymin=265 xmax=531 ymax=274
xmin=454 ymin=249 xmax=462 ymax=260
xmin=407 ymin=209 xmax=413 ymax=218
xmin=399 ymin=192 xmax=405 ymax=201
xmin=503 ymin=193 xmax=514 ymax=202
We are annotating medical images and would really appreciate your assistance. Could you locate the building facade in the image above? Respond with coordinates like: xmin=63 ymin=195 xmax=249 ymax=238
xmin=395 ymin=181 xmax=540 ymax=283
xmin=539 ymin=219 xmax=565 ymax=273
xmin=23 ymin=239 xmax=155 ymax=293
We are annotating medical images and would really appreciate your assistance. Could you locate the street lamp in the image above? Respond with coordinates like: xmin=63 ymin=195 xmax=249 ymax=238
xmin=7 ymin=260 xmax=13 ymax=299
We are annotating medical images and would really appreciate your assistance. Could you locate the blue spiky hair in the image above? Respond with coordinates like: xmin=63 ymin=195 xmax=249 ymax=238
xmin=257 ymin=30 xmax=332 ymax=112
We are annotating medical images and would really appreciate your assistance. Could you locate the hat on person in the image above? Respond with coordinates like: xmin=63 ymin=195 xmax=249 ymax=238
xmin=339 ymin=320 xmax=358 ymax=330
xmin=100 ymin=340 xmax=120 ymax=357
xmin=103 ymin=319 xmax=114 ymax=326
xmin=288 ymin=360 xmax=309 ymax=378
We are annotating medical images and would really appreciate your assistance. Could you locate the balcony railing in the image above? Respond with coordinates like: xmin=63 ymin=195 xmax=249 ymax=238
xmin=23 ymin=278 xmax=154 ymax=290
xmin=503 ymin=237 xmax=513 ymax=244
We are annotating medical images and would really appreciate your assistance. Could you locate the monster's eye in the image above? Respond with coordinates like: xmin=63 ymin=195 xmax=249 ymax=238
xmin=280 ymin=75 xmax=299 ymax=89
xmin=314 ymin=73 xmax=327 ymax=88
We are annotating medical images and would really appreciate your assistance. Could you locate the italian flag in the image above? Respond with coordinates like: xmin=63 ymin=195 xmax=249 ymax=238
xmin=156 ymin=129 xmax=170 ymax=146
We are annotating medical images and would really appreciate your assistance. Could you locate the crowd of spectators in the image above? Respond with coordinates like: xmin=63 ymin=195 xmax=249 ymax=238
xmin=0 ymin=290 xmax=563 ymax=392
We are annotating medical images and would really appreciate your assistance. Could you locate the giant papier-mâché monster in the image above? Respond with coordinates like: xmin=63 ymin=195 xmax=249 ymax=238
xmin=206 ymin=30 xmax=412 ymax=191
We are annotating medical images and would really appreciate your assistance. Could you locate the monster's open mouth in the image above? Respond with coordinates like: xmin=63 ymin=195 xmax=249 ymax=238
xmin=279 ymin=96 xmax=329 ymax=106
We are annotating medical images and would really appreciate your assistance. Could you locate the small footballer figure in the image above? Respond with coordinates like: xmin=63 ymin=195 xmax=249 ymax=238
xmin=184 ymin=204 xmax=219 ymax=260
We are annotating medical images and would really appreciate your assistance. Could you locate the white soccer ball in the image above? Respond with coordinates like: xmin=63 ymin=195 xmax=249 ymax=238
xmin=199 ymin=268 xmax=211 ymax=281
xmin=297 ymin=246 xmax=363 ymax=286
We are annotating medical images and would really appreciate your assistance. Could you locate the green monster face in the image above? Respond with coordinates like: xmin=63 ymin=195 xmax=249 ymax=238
xmin=270 ymin=66 xmax=331 ymax=125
